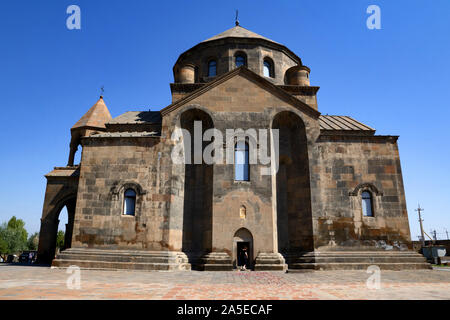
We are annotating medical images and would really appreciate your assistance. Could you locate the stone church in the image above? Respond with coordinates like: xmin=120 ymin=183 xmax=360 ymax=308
xmin=37 ymin=23 xmax=430 ymax=271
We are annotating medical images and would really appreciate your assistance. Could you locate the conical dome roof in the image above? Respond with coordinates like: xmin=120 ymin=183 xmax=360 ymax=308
xmin=72 ymin=96 xmax=112 ymax=130
xmin=201 ymin=25 xmax=280 ymax=45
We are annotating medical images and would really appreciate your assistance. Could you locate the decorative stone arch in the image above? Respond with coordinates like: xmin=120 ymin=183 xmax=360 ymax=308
xmin=232 ymin=228 xmax=254 ymax=269
xmin=45 ymin=192 xmax=77 ymax=222
xmin=110 ymin=180 xmax=146 ymax=216
xmin=269 ymin=107 xmax=310 ymax=132
xmin=67 ymin=131 xmax=83 ymax=166
xmin=37 ymin=191 xmax=77 ymax=264
xmin=172 ymin=104 xmax=216 ymax=128
xmin=349 ymin=183 xmax=383 ymax=197
xmin=110 ymin=180 xmax=146 ymax=198
xmin=349 ymin=183 xmax=383 ymax=219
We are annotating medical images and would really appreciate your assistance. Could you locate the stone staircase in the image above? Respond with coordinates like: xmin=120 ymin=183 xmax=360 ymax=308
xmin=285 ymin=250 xmax=432 ymax=272
xmin=52 ymin=249 xmax=431 ymax=272
xmin=52 ymin=248 xmax=191 ymax=271
xmin=194 ymin=252 xmax=233 ymax=271
xmin=254 ymin=253 xmax=287 ymax=271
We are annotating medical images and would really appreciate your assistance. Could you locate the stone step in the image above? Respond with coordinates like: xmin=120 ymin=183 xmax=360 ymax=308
xmin=61 ymin=248 xmax=184 ymax=258
xmin=254 ymin=264 xmax=286 ymax=271
xmin=194 ymin=252 xmax=233 ymax=270
xmin=284 ymin=251 xmax=425 ymax=257
xmin=288 ymin=256 xmax=427 ymax=264
xmin=254 ymin=253 xmax=287 ymax=271
xmin=284 ymin=251 xmax=431 ymax=271
xmin=57 ymin=253 xmax=187 ymax=264
xmin=288 ymin=262 xmax=432 ymax=271
xmin=201 ymin=264 xmax=234 ymax=271
xmin=53 ymin=249 xmax=191 ymax=271
xmin=52 ymin=259 xmax=191 ymax=271
xmin=200 ymin=258 xmax=233 ymax=264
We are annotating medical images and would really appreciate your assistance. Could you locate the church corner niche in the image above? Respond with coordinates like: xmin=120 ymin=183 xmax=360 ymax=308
xmin=272 ymin=111 xmax=313 ymax=253
xmin=180 ymin=109 xmax=214 ymax=257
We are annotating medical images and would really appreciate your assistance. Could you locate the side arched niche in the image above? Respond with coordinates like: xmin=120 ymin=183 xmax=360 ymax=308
xmin=272 ymin=111 xmax=313 ymax=253
xmin=180 ymin=108 xmax=214 ymax=255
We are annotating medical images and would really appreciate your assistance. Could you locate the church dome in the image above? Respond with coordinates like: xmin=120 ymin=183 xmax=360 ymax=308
xmin=173 ymin=24 xmax=306 ymax=85
xmin=201 ymin=25 xmax=280 ymax=45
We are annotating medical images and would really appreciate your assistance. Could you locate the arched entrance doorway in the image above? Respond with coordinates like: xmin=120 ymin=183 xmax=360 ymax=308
xmin=37 ymin=194 xmax=77 ymax=264
xmin=233 ymin=228 xmax=253 ymax=270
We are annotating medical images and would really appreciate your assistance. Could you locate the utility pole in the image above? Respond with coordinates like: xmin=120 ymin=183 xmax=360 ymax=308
xmin=445 ymin=228 xmax=449 ymax=240
xmin=415 ymin=204 xmax=425 ymax=246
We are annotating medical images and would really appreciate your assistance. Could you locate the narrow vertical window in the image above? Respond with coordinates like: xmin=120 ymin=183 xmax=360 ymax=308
xmin=263 ymin=59 xmax=274 ymax=78
xmin=362 ymin=191 xmax=373 ymax=217
xmin=208 ymin=60 xmax=217 ymax=77
xmin=235 ymin=141 xmax=249 ymax=181
xmin=123 ymin=189 xmax=136 ymax=215
xmin=235 ymin=55 xmax=246 ymax=67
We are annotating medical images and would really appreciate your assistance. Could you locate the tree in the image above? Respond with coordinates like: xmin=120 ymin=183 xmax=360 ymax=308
xmin=0 ymin=217 xmax=28 ymax=261
xmin=56 ymin=230 xmax=65 ymax=250
xmin=27 ymin=232 xmax=39 ymax=251
xmin=0 ymin=234 xmax=8 ymax=261
xmin=7 ymin=216 xmax=28 ymax=246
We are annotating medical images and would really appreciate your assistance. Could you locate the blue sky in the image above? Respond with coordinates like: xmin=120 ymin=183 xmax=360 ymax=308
xmin=0 ymin=0 xmax=449 ymax=241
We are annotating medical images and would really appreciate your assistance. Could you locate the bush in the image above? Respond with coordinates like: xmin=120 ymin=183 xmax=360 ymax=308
xmin=56 ymin=230 xmax=65 ymax=249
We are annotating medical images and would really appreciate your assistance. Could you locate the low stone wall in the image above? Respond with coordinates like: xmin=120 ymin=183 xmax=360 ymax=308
xmin=412 ymin=240 xmax=450 ymax=255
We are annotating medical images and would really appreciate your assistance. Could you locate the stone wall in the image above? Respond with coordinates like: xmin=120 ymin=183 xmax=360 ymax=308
xmin=66 ymin=72 xmax=410 ymax=260
xmin=174 ymin=39 xmax=299 ymax=85
xmin=71 ymin=137 xmax=171 ymax=250
xmin=310 ymin=135 xmax=411 ymax=250
xmin=161 ymin=71 xmax=320 ymax=263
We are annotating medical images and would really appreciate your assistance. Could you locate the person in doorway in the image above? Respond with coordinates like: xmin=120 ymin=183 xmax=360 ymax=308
xmin=240 ymin=246 xmax=249 ymax=271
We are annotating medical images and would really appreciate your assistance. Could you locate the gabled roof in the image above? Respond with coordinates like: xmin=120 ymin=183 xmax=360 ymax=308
xmin=72 ymin=96 xmax=112 ymax=130
xmin=202 ymin=25 xmax=279 ymax=45
xmin=161 ymin=66 xmax=320 ymax=118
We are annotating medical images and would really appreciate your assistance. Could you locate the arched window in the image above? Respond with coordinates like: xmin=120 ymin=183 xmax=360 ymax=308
xmin=235 ymin=140 xmax=249 ymax=181
xmin=208 ymin=60 xmax=217 ymax=77
xmin=362 ymin=191 xmax=373 ymax=217
xmin=235 ymin=54 xmax=246 ymax=68
xmin=123 ymin=189 xmax=136 ymax=215
xmin=263 ymin=59 xmax=274 ymax=78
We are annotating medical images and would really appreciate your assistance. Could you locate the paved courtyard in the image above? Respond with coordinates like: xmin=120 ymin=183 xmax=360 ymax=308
xmin=0 ymin=264 xmax=449 ymax=300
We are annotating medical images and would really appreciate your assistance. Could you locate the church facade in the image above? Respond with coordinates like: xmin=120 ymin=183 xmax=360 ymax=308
xmin=37 ymin=24 xmax=430 ymax=271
